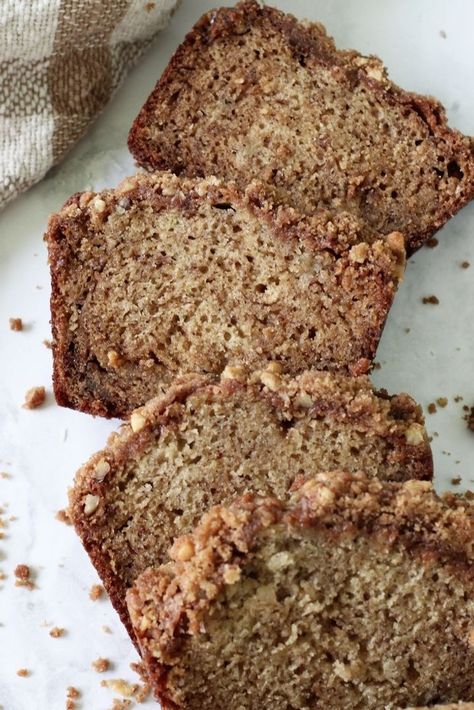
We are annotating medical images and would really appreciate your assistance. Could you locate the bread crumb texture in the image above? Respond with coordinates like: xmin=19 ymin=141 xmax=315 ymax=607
xmin=127 ymin=471 xmax=474 ymax=710
xmin=46 ymin=172 xmax=405 ymax=417
xmin=9 ymin=317 xmax=23 ymax=331
xmin=68 ymin=370 xmax=432 ymax=637
xmin=128 ymin=1 xmax=474 ymax=252
xmin=23 ymin=386 xmax=46 ymax=409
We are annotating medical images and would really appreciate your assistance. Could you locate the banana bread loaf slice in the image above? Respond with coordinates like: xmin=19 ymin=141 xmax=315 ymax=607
xmin=46 ymin=172 xmax=405 ymax=418
xmin=127 ymin=472 xmax=474 ymax=710
xmin=128 ymin=1 xmax=474 ymax=253
xmin=69 ymin=368 xmax=432 ymax=639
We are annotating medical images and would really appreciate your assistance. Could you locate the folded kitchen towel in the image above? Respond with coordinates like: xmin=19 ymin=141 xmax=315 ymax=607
xmin=0 ymin=0 xmax=178 ymax=211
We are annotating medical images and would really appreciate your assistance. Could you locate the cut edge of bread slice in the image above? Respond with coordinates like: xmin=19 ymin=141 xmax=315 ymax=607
xmin=126 ymin=471 xmax=474 ymax=709
xmin=68 ymin=367 xmax=432 ymax=641
xmin=46 ymin=171 xmax=405 ymax=418
xmin=128 ymin=0 xmax=474 ymax=252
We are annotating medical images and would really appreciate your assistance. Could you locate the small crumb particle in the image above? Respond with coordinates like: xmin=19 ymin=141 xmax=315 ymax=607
xmin=14 ymin=564 xmax=35 ymax=590
xmin=1 ymin=472 xmax=11 ymax=479
xmin=92 ymin=657 xmax=110 ymax=673
xmin=110 ymin=700 xmax=132 ymax=710
xmin=427 ymin=403 xmax=437 ymax=414
xmin=89 ymin=584 xmax=105 ymax=601
xmin=461 ymin=261 xmax=470 ymax=269
xmin=101 ymin=679 xmax=139 ymax=698
xmin=454 ymin=395 xmax=463 ymax=403
xmin=43 ymin=339 xmax=52 ymax=349
xmin=23 ymin=386 xmax=46 ymax=409
xmin=425 ymin=237 xmax=438 ymax=248
xmin=404 ymin=327 xmax=410 ymax=333
xmin=464 ymin=406 xmax=474 ymax=432
xmin=66 ymin=686 xmax=80 ymax=710
xmin=451 ymin=476 xmax=462 ymax=486
xmin=422 ymin=295 xmax=439 ymax=305
xmin=49 ymin=626 xmax=65 ymax=638
xmin=9 ymin=317 xmax=23 ymax=331
xmin=144 ymin=1 xmax=155 ymax=10
xmin=439 ymin=29 xmax=447 ymax=38
xmin=433 ymin=431 xmax=439 ymax=437
xmin=17 ymin=668 xmax=29 ymax=677
xmin=371 ymin=361 xmax=381 ymax=370
xmin=56 ymin=509 xmax=72 ymax=525
xmin=102 ymin=625 xmax=112 ymax=634
xmin=436 ymin=397 xmax=448 ymax=408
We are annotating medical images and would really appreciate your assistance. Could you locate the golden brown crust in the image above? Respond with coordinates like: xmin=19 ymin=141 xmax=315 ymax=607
xmin=128 ymin=1 xmax=474 ymax=253
xmin=127 ymin=472 xmax=474 ymax=708
xmin=46 ymin=172 xmax=405 ymax=418
xmin=69 ymin=369 xmax=431 ymax=642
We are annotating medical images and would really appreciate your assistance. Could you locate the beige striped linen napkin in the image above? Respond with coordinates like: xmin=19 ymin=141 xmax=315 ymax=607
xmin=0 ymin=0 xmax=178 ymax=211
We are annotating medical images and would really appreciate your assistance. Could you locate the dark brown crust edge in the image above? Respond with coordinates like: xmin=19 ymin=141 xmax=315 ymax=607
xmin=45 ymin=172 xmax=405 ymax=418
xmin=68 ymin=369 xmax=432 ymax=644
xmin=126 ymin=472 xmax=474 ymax=708
xmin=128 ymin=0 xmax=474 ymax=253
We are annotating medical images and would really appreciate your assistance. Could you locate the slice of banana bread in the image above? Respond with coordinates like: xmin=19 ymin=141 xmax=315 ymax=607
xmin=46 ymin=172 xmax=404 ymax=418
xmin=128 ymin=1 xmax=474 ymax=253
xmin=69 ymin=368 xmax=432 ymax=639
xmin=127 ymin=472 xmax=474 ymax=710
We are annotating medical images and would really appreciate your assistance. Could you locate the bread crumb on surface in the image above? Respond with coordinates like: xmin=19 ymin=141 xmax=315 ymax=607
xmin=66 ymin=686 xmax=80 ymax=710
xmin=110 ymin=700 xmax=132 ymax=710
xmin=464 ymin=406 xmax=474 ymax=432
xmin=454 ymin=395 xmax=464 ymax=402
xmin=461 ymin=260 xmax=470 ymax=268
xmin=55 ymin=509 xmax=72 ymax=525
xmin=102 ymin=625 xmax=112 ymax=634
xmin=1 ymin=471 xmax=11 ymax=479
xmin=451 ymin=476 xmax=462 ymax=486
xmin=89 ymin=583 xmax=105 ymax=601
xmin=43 ymin=339 xmax=52 ymax=349
xmin=101 ymin=679 xmax=138 ymax=698
xmin=425 ymin=237 xmax=438 ymax=248
xmin=17 ymin=668 xmax=29 ymax=677
xmin=422 ymin=295 xmax=439 ymax=305
xmin=436 ymin=397 xmax=448 ymax=408
xmin=439 ymin=29 xmax=447 ymax=38
xmin=427 ymin=403 xmax=437 ymax=414
xmin=9 ymin=317 xmax=23 ymax=331
xmin=14 ymin=564 xmax=35 ymax=590
xmin=49 ymin=626 xmax=65 ymax=638
xmin=23 ymin=386 xmax=46 ymax=409
xmin=92 ymin=657 xmax=110 ymax=673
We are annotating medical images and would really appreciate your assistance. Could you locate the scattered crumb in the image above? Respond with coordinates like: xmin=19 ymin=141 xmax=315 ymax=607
xmin=23 ymin=386 xmax=46 ymax=410
xmin=427 ymin=403 xmax=437 ymax=414
xmin=439 ymin=29 xmax=447 ymax=38
xmin=436 ymin=397 xmax=448 ymax=408
xmin=464 ymin=406 xmax=474 ymax=432
xmin=66 ymin=686 xmax=80 ymax=710
xmin=92 ymin=657 xmax=110 ymax=673
xmin=102 ymin=625 xmax=112 ymax=634
xmin=56 ymin=508 xmax=72 ymax=525
xmin=17 ymin=668 xmax=29 ymax=677
xmin=14 ymin=564 xmax=35 ymax=590
xmin=89 ymin=584 xmax=105 ymax=601
xmin=422 ymin=295 xmax=439 ymax=305
xmin=451 ymin=476 xmax=462 ymax=486
xmin=442 ymin=450 xmax=451 ymax=456
xmin=454 ymin=395 xmax=463 ymax=403
xmin=1 ymin=472 xmax=11 ymax=479
xmin=404 ymin=327 xmax=410 ymax=333
xmin=371 ymin=361 xmax=381 ymax=370
xmin=43 ymin=339 xmax=52 ymax=349
xmin=9 ymin=317 xmax=23 ymax=331
xmin=110 ymin=700 xmax=132 ymax=710
xmin=463 ymin=405 xmax=470 ymax=412
xmin=461 ymin=260 xmax=470 ymax=269
xmin=425 ymin=237 xmax=438 ymax=248
xmin=49 ymin=626 xmax=65 ymax=638
xmin=144 ymin=2 xmax=155 ymax=11
xmin=101 ymin=679 xmax=139 ymax=698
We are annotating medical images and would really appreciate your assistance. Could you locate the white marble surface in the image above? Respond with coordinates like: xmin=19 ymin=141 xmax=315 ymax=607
xmin=0 ymin=2 xmax=473 ymax=708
